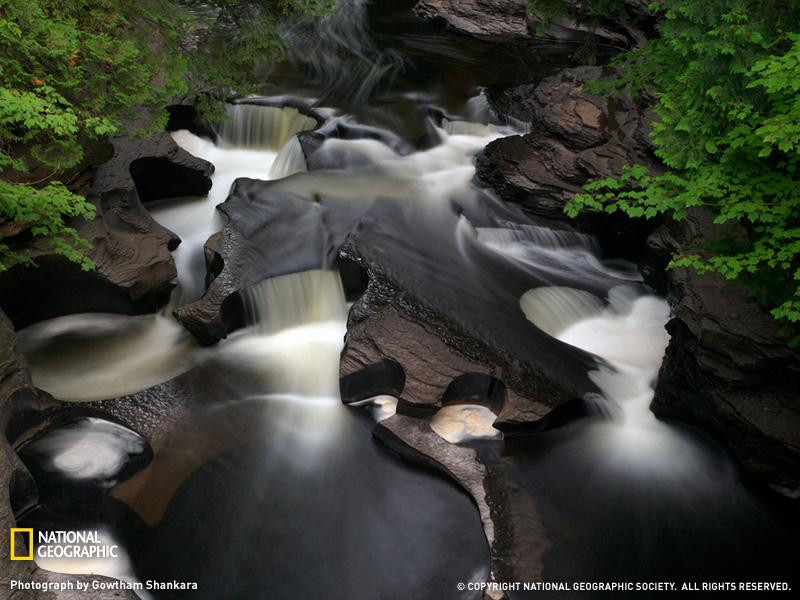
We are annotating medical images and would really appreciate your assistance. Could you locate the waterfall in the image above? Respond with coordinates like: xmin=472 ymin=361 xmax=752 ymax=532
xmin=214 ymin=103 xmax=318 ymax=150
xmin=519 ymin=286 xmax=605 ymax=338
xmin=242 ymin=269 xmax=347 ymax=335
xmin=221 ymin=270 xmax=348 ymax=399
xmin=520 ymin=284 xmax=671 ymax=428
xmin=270 ymin=135 xmax=307 ymax=178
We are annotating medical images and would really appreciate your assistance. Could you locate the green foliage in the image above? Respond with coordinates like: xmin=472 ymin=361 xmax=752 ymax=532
xmin=0 ymin=0 xmax=333 ymax=271
xmin=565 ymin=0 xmax=800 ymax=338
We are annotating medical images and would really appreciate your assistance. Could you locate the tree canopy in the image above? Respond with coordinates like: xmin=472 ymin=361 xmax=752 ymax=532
xmin=559 ymin=0 xmax=800 ymax=339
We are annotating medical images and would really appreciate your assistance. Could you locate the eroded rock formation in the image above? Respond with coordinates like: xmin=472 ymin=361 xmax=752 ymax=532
xmin=0 ymin=134 xmax=213 ymax=329
xmin=175 ymin=183 xmax=363 ymax=345
xmin=647 ymin=211 xmax=800 ymax=494
xmin=481 ymin=63 xmax=800 ymax=496
xmin=338 ymin=198 xmax=602 ymax=431
xmin=476 ymin=65 xmax=661 ymax=260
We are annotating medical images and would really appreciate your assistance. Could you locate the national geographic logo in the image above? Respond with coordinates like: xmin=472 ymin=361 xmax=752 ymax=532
xmin=7 ymin=529 xmax=119 ymax=561
xmin=9 ymin=528 xmax=33 ymax=560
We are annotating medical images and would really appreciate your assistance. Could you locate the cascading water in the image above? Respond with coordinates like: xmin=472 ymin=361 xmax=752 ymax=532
xmin=222 ymin=270 xmax=349 ymax=399
xmin=15 ymin=2 xmax=799 ymax=596
xmin=161 ymin=103 xmax=318 ymax=302
xmin=213 ymin=103 xmax=318 ymax=151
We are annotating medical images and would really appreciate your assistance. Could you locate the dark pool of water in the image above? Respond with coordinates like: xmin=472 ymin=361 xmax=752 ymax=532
xmin=21 ymin=397 xmax=488 ymax=600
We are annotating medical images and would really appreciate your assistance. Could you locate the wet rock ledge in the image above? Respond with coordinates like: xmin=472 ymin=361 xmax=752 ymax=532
xmin=338 ymin=198 xmax=602 ymax=431
xmin=478 ymin=62 xmax=800 ymax=495
xmin=0 ymin=134 xmax=213 ymax=329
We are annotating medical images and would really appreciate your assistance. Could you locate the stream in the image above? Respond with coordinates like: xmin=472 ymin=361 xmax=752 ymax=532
xmin=12 ymin=1 xmax=799 ymax=598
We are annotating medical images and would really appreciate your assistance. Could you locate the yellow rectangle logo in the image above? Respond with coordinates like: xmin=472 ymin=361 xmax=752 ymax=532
xmin=10 ymin=528 xmax=33 ymax=560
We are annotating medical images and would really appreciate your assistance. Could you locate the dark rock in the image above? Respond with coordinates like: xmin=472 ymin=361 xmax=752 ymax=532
xmin=375 ymin=413 xmax=549 ymax=597
xmin=411 ymin=0 xmax=529 ymax=41
xmin=370 ymin=0 xmax=650 ymax=49
xmin=648 ymin=211 xmax=800 ymax=495
xmin=175 ymin=182 xmax=364 ymax=345
xmin=298 ymin=118 xmax=415 ymax=171
xmin=338 ymin=198 xmax=603 ymax=431
xmin=166 ymin=103 xmax=218 ymax=142
xmin=0 ymin=134 xmax=214 ymax=329
xmin=477 ymin=65 xmax=662 ymax=261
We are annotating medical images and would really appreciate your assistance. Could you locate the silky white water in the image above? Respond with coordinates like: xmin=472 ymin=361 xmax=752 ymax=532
xmin=163 ymin=103 xmax=314 ymax=304
xmin=518 ymin=283 xmax=703 ymax=476
xmin=215 ymin=270 xmax=349 ymax=400
xmin=17 ymin=104 xmax=319 ymax=402
xmin=25 ymin=418 xmax=146 ymax=482
xmin=17 ymin=313 xmax=197 ymax=403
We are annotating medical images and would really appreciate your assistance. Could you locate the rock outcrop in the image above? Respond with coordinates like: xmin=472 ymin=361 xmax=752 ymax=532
xmin=175 ymin=182 xmax=363 ymax=345
xmin=369 ymin=0 xmax=652 ymax=49
xmin=477 ymin=64 xmax=799 ymax=496
xmin=0 ymin=134 xmax=213 ymax=329
xmin=338 ymin=198 xmax=602 ymax=431
xmin=375 ymin=413 xmax=548 ymax=599
xmin=476 ymin=65 xmax=661 ymax=260
xmin=411 ymin=0 xmax=529 ymax=41
xmin=647 ymin=211 xmax=800 ymax=495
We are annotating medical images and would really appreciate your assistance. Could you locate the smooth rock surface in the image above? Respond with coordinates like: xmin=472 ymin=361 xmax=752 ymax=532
xmin=338 ymin=198 xmax=602 ymax=431
xmin=0 ymin=134 xmax=213 ymax=328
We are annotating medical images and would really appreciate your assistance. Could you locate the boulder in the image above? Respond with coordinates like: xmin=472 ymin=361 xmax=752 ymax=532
xmin=175 ymin=182 xmax=364 ymax=345
xmin=338 ymin=197 xmax=603 ymax=431
xmin=476 ymin=65 xmax=661 ymax=260
xmin=0 ymin=134 xmax=213 ymax=329
xmin=647 ymin=211 xmax=800 ymax=495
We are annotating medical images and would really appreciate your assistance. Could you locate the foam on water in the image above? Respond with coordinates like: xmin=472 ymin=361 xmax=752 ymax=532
xmin=24 ymin=418 xmax=146 ymax=481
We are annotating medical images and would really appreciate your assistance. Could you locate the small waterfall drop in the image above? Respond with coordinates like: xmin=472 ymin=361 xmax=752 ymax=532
xmin=270 ymin=135 xmax=307 ymax=178
xmin=518 ymin=283 xmax=695 ymax=475
xmin=242 ymin=269 xmax=348 ymax=335
xmin=220 ymin=270 xmax=348 ymax=399
xmin=162 ymin=102 xmax=319 ymax=304
xmin=214 ymin=103 xmax=318 ymax=150
xmin=520 ymin=286 xmax=605 ymax=338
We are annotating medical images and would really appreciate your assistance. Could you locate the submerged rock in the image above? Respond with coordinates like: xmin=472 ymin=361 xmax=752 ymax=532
xmin=647 ymin=211 xmax=800 ymax=495
xmin=476 ymin=65 xmax=661 ymax=260
xmin=0 ymin=134 xmax=213 ymax=329
xmin=338 ymin=198 xmax=601 ymax=431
